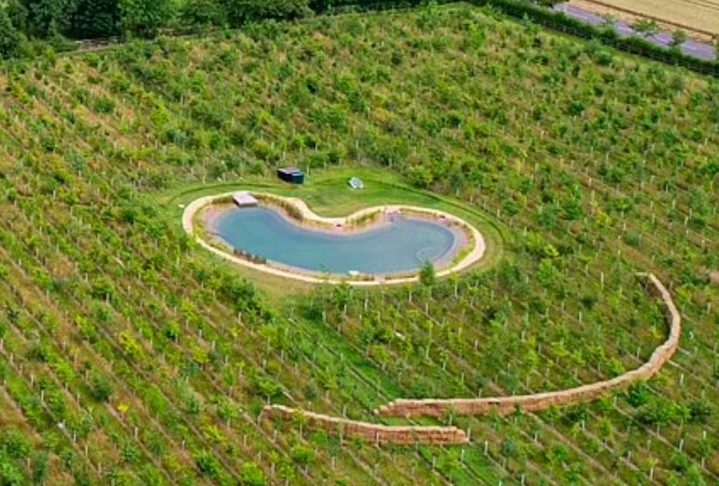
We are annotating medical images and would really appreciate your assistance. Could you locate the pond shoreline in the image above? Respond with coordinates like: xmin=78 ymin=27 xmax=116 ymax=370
xmin=183 ymin=191 xmax=486 ymax=286
xmin=201 ymin=202 xmax=469 ymax=277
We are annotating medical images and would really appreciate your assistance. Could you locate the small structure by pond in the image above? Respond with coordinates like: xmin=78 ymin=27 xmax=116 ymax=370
xmin=348 ymin=177 xmax=364 ymax=190
xmin=232 ymin=192 xmax=258 ymax=207
xmin=277 ymin=167 xmax=305 ymax=184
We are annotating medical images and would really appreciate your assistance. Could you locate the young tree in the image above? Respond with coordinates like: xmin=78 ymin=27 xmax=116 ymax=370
xmin=89 ymin=372 xmax=114 ymax=402
xmin=419 ymin=261 xmax=437 ymax=287
xmin=290 ymin=444 xmax=315 ymax=468
xmin=32 ymin=451 xmax=50 ymax=484
xmin=241 ymin=461 xmax=267 ymax=486
xmin=195 ymin=450 xmax=221 ymax=479
xmin=670 ymin=29 xmax=687 ymax=49
xmin=632 ymin=19 xmax=660 ymax=38
xmin=500 ymin=438 xmax=519 ymax=460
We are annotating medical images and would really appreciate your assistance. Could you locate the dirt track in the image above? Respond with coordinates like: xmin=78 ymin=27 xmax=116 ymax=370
xmin=572 ymin=0 xmax=719 ymax=38
xmin=557 ymin=1 xmax=717 ymax=60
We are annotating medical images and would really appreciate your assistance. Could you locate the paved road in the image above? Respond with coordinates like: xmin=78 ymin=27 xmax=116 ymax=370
xmin=553 ymin=3 xmax=717 ymax=61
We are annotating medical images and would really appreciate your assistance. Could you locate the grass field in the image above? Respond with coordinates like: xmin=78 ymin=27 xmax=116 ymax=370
xmin=0 ymin=3 xmax=718 ymax=485
xmin=571 ymin=0 xmax=719 ymax=37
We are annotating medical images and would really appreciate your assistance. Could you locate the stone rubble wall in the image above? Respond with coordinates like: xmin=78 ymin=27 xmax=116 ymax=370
xmin=262 ymin=273 xmax=679 ymax=445
xmin=260 ymin=405 xmax=469 ymax=445
xmin=376 ymin=273 xmax=681 ymax=419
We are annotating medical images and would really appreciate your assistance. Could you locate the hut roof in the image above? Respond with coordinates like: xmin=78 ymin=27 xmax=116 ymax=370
xmin=278 ymin=167 xmax=303 ymax=175
xmin=233 ymin=192 xmax=258 ymax=207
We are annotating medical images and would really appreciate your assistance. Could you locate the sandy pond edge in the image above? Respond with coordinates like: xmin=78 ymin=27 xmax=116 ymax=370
xmin=182 ymin=191 xmax=486 ymax=286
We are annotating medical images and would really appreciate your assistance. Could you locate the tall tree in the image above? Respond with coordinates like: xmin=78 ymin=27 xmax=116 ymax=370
xmin=4 ymin=0 xmax=27 ymax=32
xmin=119 ymin=0 xmax=173 ymax=37
xmin=180 ymin=0 xmax=227 ymax=28
xmin=20 ymin=0 xmax=76 ymax=37
xmin=70 ymin=0 xmax=121 ymax=38
xmin=222 ymin=0 xmax=311 ymax=28
xmin=0 ymin=7 xmax=23 ymax=58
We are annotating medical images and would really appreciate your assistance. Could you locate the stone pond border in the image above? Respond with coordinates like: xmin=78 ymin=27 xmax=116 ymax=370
xmin=182 ymin=191 xmax=486 ymax=286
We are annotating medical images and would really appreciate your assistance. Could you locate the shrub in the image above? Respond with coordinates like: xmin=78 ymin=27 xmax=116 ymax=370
xmin=89 ymin=373 xmax=113 ymax=402
xmin=241 ymin=461 xmax=267 ymax=486
xmin=419 ymin=261 xmax=437 ymax=287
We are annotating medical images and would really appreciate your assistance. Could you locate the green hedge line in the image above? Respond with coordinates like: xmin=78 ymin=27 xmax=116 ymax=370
xmin=309 ymin=0 xmax=423 ymax=11
xmin=472 ymin=0 xmax=719 ymax=76
xmin=310 ymin=0 xmax=718 ymax=77
xmin=2 ymin=0 xmax=716 ymax=75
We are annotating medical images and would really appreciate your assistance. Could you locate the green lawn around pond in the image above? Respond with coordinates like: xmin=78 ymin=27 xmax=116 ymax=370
xmin=160 ymin=168 xmax=509 ymax=296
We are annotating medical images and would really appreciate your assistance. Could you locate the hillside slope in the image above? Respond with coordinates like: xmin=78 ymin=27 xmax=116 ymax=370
xmin=0 ymin=4 xmax=717 ymax=484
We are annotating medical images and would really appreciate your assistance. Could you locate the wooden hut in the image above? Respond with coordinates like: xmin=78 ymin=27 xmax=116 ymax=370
xmin=233 ymin=192 xmax=258 ymax=207
xmin=277 ymin=167 xmax=305 ymax=184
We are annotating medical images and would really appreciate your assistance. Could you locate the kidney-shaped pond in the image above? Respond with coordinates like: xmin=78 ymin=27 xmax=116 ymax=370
xmin=211 ymin=206 xmax=462 ymax=276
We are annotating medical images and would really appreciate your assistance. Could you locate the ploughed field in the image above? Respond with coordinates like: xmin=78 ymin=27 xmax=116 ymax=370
xmin=0 ymin=3 xmax=717 ymax=485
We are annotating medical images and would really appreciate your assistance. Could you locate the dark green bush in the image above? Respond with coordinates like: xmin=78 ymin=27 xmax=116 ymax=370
xmin=222 ymin=0 xmax=312 ymax=28
xmin=180 ymin=0 xmax=227 ymax=28
xmin=0 ymin=8 xmax=24 ymax=59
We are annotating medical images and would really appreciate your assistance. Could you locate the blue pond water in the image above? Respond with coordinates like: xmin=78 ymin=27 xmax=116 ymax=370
xmin=213 ymin=206 xmax=457 ymax=275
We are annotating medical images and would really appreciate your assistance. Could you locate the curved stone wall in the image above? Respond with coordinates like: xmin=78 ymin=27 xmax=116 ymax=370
xmin=260 ymin=405 xmax=469 ymax=445
xmin=375 ymin=273 xmax=681 ymax=418
xmin=262 ymin=274 xmax=680 ymax=445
